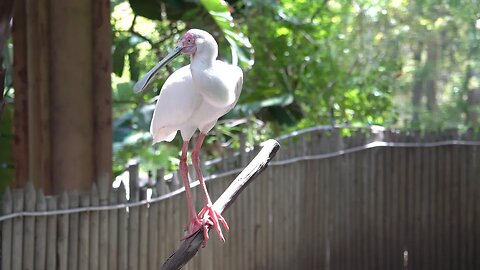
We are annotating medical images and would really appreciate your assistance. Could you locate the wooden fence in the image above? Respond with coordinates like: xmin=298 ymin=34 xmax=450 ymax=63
xmin=1 ymin=127 xmax=480 ymax=270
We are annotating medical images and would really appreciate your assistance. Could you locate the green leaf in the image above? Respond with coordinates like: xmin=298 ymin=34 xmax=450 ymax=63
xmin=113 ymin=38 xmax=130 ymax=77
xmin=129 ymin=0 xmax=198 ymax=20
xmin=200 ymin=0 xmax=254 ymax=68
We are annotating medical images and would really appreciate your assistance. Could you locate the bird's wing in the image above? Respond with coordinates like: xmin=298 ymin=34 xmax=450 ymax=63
xmin=150 ymin=66 xmax=202 ymax=135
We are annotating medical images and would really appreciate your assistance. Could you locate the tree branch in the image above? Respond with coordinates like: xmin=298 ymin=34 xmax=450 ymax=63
xmin=160 ymin=139 xmax=281 ymax=270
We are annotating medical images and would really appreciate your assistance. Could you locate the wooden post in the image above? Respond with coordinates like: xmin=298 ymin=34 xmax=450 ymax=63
xmin=50 ymin=0 xmax=94 ymax=193
xmin=91 ymin=0 xmax=113 ymax=184
xmin=25 ymin=0 xmax=51 ymax=192
xmin=12 ymin=0 xmax=29 ymax=188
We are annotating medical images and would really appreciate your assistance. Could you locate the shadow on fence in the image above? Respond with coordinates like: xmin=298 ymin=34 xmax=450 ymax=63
xmin=1 ymin=126 xmax=480 ymax=270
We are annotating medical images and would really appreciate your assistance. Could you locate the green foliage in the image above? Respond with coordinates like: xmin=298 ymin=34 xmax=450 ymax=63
xmin=110 ymin=0 xmax=480 ymax=175
xmin=0 ymin=105 xmax=14 ymax=191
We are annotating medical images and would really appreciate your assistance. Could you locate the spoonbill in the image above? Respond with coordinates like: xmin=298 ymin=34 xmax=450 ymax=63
xmin=134 ymin=29 xmax=243 ymax=245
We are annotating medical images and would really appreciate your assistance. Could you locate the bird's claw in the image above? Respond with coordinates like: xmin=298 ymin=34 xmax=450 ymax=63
xmin=197 ymin=204 xmax=229 ymax=246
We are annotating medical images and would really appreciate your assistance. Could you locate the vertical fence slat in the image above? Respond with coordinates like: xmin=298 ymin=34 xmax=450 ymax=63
xmin=139 ymin=189 xmax=149 ymax=270
xmin=90 ymin=184 xmax=99 ymax=270
xmin=45 ymin=197 xmax=57 ymax=270
xmin=57 ymin=193 xmax=69 ymax=270
xmin=1 ymin=188 xmax=13 ymax=270
xmin=128 ymin=164 xmax=140 ymax=270
xmin=98 ymin=175 xmax=109 ymax=270
xmin=157 ymin=196 xmax=166 ymax=266
xmin=34 ymin=191 xmax=46 ymax=270
xmin=117 ymin=183 xmax=128 ymax=270
xmin=78 ymin=194 xmax=90 ymax=270
xmin=148 ymin=195 xmax=159 ymax=270
xmin=12 ymin=189 xmax=24 ymax=270
xmin=107 ymin=187 xmax=118 ymax=270
xmin=67 ymin=192 xmax=79 ymax=270
xmin=23 ymin=182 xmax=36 ymax=270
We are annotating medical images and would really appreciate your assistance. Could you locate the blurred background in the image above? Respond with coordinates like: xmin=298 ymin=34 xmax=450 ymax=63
xmin=1 ymin=1 xmax=480 ymax=269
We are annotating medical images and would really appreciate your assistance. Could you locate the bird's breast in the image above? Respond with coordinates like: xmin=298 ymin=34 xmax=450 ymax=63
xmin=191 ymin=63 xmax=240 ymax=108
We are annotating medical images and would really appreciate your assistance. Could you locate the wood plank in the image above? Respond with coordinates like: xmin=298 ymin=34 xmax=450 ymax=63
xmin=12 ymin=189 xmax=24 ymax=270
xmin=68 ymin=192 xmax=80 ymax=270
xmin=108 ymin=187 xmax=118 ymax=270
xmin=473 ymin=145 xmax=480 ymax=269
xmin=89 ymin=184 xmax=99 ymax=270
xmin=364 ymin=147 xmax=374 ymax=270
xmin=128 ymin=179 xmax=140 ymax=270
xmin=466 ymin=144 xmax=475 ymax=270
xmin=1 ymin=188 xmax=13 ymax=270
xmin=23 ymin=182 xmax=36 ymax=270
xmin=26 ymin=0 xmax=52 ymax=192
xmin=377 ymin=148 xmax=385 ymax=270
xmin=78 ymin=194 xmax=90 ymax=270
xmin=451 ymin=145 xmax=460 ymax=269
xmin=139 ymin=190 xmax=149 ymax=270
xmin=157 ymin=199 xmax=167 ymax=267
xmin=459 ymin=145 xmax=468 ymax=270
xmin=34 ymin=191 xmax=47 ymax=270
xmin=444 ymin=146 xmax=453 ymax=270
xmin=98 ymin=175 xmax=109 ymax=270
xmin=45 ymin=197 xmax=57 ymax=270
xmin=117 ymin=184 xmax=128 ymax=270
xmin=57 ymin=193 xmax=69 ymax=270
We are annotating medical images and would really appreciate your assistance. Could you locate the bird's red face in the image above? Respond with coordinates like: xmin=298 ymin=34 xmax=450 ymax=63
xmin=179 ymin=32 xmax=197 ymax=55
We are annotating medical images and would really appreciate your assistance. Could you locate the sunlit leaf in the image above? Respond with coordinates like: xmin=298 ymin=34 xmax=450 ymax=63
xmin=200 ymin=0 xmax=254 ymax=68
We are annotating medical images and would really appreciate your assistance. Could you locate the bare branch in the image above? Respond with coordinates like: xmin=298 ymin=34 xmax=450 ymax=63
xmin=160 ymin=139 xmax=281 ymax=270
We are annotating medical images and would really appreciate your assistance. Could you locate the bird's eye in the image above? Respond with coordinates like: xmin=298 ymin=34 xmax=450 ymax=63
xmin=187 ymin=38 xmax=192 ymax=43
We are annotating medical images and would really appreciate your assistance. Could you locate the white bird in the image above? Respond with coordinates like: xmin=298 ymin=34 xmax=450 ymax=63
xmin=134 ymin=29 xmax=243 ymax=245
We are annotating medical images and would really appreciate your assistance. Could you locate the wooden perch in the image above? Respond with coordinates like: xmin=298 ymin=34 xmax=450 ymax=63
xmin=160 ymin=139 xmax=280 ymax=270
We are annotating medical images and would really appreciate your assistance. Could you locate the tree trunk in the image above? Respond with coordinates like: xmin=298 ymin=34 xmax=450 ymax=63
xmin=466 ymin=88 xmax=480 ymax=126
xmin=411 ymin=42 xmax=424 ymax=127
xmin=425 ymin=38 xmax=439 ymax=112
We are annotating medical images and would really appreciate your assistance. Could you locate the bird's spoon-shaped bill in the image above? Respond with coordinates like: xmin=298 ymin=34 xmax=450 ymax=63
xmin=133 ymin=45 xmax=183 ymax=93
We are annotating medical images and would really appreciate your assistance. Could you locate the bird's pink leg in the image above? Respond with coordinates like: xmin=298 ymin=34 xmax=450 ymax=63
xmin=180 ymin=141 xmax=203 ymax=239
xmin=192 ymin=133 xmax=229 ymax=244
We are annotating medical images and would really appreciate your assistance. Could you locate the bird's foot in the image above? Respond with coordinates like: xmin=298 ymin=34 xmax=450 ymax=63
xmin=198 ymin=204 xmax=229 ymax=245
xmin=182 ymin=218 xmax=205 ymax=240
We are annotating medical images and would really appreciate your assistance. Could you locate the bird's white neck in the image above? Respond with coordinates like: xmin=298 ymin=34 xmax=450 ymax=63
xmin=189 ymin=49 xmax=235 ymax=108
xmin=190 ymin=48 xmax=217 ymax=68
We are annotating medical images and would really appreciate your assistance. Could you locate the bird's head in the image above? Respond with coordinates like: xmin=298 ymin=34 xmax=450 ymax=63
xmin=133 ymin=29 xmax=218 ymax=93
xmin=177 ymin=29 xmax=218 ymax=57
